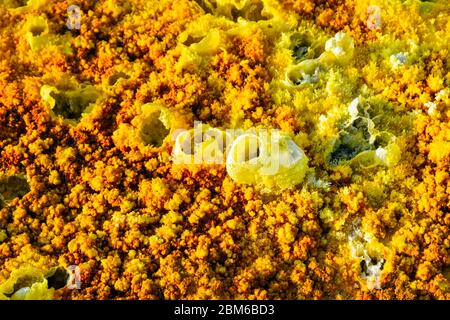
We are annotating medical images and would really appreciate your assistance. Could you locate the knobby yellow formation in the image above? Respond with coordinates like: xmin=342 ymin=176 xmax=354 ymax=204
xmin=0 ymin=0 xmax=449 ymax=300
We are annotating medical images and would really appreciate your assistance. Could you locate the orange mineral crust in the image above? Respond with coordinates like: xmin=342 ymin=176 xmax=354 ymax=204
xmin=0 ymin=0 xmax=449 ymax=300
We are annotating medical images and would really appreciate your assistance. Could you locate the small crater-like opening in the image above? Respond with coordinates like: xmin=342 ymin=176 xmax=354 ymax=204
xmin=328 ymin=116 xmax=378 ymax=167
xmin=6 ymin=0 xmax=28 ymax=8
xmin=360 ymin=259 xmax=367 ymax=274
xmin=373 ymin=132 xmax=392 ymax=149
xmin=231 ymin=1 xmax=270 ymax=22
xmin=29 ymin=25 xmax=45 ymax=37
xmin=194 ymin=0 xmax=215 ymax=14
xmin=287 ymin=64 xmax=320 ymax=86
xmin=292 ymin=45 xmax=309 ymax=60
xmin=108 ymin=72 xmax=129 ymax=86
xmin=194 ymin=0 xmax=271 ymax=22
xmin=290 ymin=33 xmax=322 ymax=61
xmin=290 ymin=34 xmax=311 ymax=61
xmin=0 ymin=175 xmax=30 ymax=202
xmin=328 ymin=133 xmax=374 ymax=167
xmin=51 ymin=92 xmax=84 ymax=120
xmin=3 ymin=274 xmax=41 ymax=297
xmin=350 ymin=118 xmax=371 ymax=139
xmin=140 ymin=111 xmax=170 ymax=147
xmin=360 ymin=257 xmax=384 ymax=276
xmin=183 ymin=35 xmax=205 ymax=46
xmin=50 ymin=87 xmax=98 ymax=121
xmin=328 ymin=140 xmax=363 ymax=166
xmin=46 ymin=267 xmax=69 ymax=290
xmin=13 ymin=275 xmax=37 ymax=292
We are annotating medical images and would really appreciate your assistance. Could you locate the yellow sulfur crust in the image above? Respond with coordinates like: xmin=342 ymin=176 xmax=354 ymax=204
xmin=0 ymin=0 xmax=449 ymax=300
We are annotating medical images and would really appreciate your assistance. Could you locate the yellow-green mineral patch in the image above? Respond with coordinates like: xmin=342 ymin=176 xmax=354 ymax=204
xmin=0 ymin=0 xmax=449 ymax=300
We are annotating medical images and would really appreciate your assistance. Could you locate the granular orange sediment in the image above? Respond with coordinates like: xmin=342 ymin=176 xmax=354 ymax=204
xmin=0 ymin=0 xmax=449 ymax=300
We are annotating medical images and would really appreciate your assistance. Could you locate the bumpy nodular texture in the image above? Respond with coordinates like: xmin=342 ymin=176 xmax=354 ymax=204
xmin=226 ymin=131 xmax=309 ymax=191
xmin=0 ymin=0 xmax=449 ymax=300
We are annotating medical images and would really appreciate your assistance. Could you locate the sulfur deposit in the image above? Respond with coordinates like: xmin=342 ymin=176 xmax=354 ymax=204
xmin=0 ymin=0 xmax=449 ymax=300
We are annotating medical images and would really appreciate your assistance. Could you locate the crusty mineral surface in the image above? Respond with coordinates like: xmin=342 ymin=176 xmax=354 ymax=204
xmin=0 ymin=0 xmax=449 ymax=300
